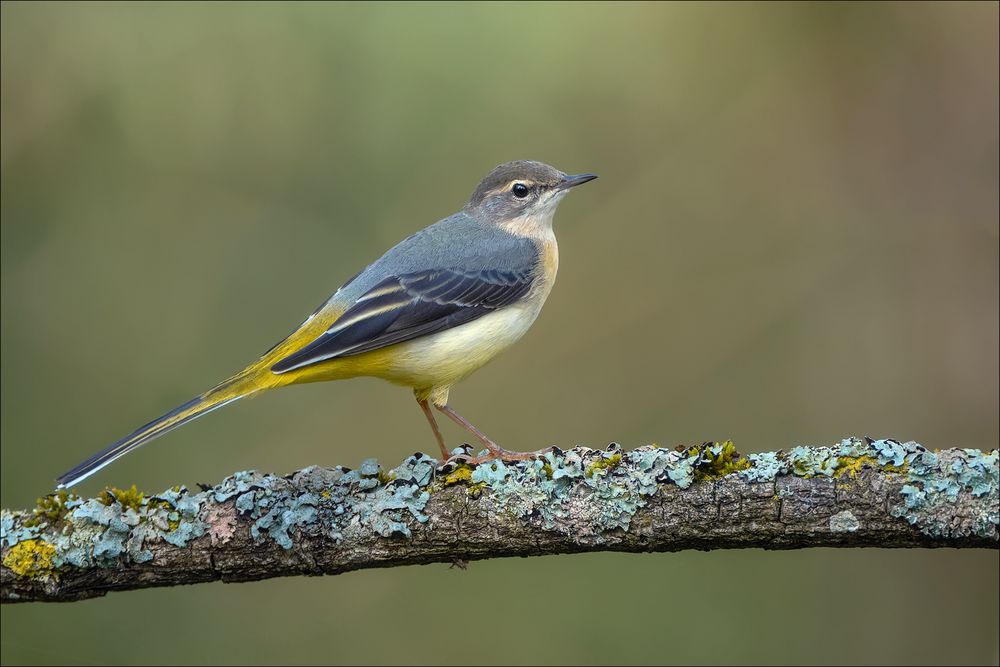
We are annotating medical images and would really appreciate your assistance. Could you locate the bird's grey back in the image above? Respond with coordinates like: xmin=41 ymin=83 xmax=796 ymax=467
xmin=334 ymin=211 xmax=539 ymax=304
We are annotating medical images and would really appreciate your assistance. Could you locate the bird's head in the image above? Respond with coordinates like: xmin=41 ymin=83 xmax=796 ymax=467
xmin=465 ymin=160 xmax=597 ymax=234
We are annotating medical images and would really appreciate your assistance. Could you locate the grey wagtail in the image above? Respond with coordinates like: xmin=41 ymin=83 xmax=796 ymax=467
xmin=56 ymin=160 xmax=597 ymax=488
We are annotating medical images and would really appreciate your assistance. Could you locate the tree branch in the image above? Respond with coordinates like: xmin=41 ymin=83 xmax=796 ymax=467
xmin=2 ymin=438 xmax=997 ymax=603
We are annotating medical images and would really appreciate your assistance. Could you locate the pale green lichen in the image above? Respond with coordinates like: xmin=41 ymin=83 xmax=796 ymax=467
xmin=585 ymin=453 xmax=623 ymax=479
xmin=740 ymin=451 xmax=787 ymax=482
xmin=2 ymin=480 xmax=208 ymax=570
xmin=1 ymin=511 xmax=40 ymax=548
xmin=890 ymin=445 xmax=998 ymax=539
xmin=456 ymin=438 xmax=996 ymax=541
xmin=788 ymin=446 xmax=840 ymax=477
xmin=781 ymin=439 xmax=911 ymax=481
xmin=467 ymin=444 xmax=700 ymax=537
xmin=830 ymin=510 xmax=860 ymax=532
xmin=2 ymin=439 xmax=996 ymax=578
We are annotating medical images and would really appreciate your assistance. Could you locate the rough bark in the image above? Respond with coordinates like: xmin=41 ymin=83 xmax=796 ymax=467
xmin=2 ymin=438 xmax=997 ymax=603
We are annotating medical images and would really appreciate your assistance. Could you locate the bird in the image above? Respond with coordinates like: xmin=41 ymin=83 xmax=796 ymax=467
xmin=55 ymin=160 xmax=597 ymax=488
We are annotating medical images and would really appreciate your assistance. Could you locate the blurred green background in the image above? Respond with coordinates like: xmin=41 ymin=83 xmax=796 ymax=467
xmin=2 ymin=2 xmax=997 ymax=665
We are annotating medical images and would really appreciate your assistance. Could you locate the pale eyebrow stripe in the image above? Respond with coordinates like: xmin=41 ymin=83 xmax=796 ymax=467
xmin=485 ymin=179 xmax=538 ymax=199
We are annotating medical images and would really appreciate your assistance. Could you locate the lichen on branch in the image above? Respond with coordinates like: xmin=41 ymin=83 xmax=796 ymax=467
xmin=2 ymin=438 xmax=997 ymax=603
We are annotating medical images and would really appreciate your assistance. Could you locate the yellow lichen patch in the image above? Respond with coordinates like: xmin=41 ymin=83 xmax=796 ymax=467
xmin=2 ymin=539 xmax=58 ymax=579
xmin=98 ymin=485 xmax=145 ymax=511
xmin=585 ymin=454 xmax=622 ymax=478
xmin=24 ymin=490 xmax=79 ymax=527
xmin=693 ymin=441 xmax=751 ymax=482
xmin=883 ymin=462 xmax=909 ymax=475
xmin=438 ymin=465 xmax=486 ymax=496
xmin=442 ymin=465 xmax=473 ymax=486
xmin=835 ymin=455 xmax=878 ymax=479
xmin=541 ymin=463 xmax=554 ymax=480
xmin=376 ymin=469 xmax=396 ymax=485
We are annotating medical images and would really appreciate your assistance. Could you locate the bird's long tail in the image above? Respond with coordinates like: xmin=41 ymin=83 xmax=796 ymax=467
xmin=55 ymin=373 xmax=264 ymax=489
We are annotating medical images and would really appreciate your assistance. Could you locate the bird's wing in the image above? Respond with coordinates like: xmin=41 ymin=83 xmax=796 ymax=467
xmin=270 ymin=266 xmax=536 ymax=373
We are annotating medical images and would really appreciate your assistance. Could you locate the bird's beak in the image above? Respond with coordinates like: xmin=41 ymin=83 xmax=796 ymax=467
xmin=558 ymin=173 xmax=598 ymax=190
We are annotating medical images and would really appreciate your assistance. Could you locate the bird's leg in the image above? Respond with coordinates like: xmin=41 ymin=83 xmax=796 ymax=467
xmin=434 ymin=404 xmax=545 ymax=463
xmin=416 ymin=398 xmax=451 ymax=460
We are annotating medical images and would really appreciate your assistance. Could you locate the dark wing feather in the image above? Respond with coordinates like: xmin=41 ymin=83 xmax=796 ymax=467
xmin=270 ymin=268 xmax=535 ymax=373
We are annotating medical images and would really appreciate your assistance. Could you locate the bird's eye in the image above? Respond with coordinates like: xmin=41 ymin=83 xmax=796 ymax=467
xmin=512 ymin=183 xmax=529 ymax=199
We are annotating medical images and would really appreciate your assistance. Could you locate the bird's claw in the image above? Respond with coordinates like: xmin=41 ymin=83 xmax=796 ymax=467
xmin=439 ymin=445 xmax=554 ymax=468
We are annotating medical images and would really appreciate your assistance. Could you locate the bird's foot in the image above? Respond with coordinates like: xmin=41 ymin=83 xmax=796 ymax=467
xmin=442 ymin=444 xmax=554 ymax=467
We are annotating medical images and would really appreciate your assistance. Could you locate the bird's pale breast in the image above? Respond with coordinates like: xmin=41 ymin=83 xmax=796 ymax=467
xmin=338 ymin=233 xmax=559 ymax=403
